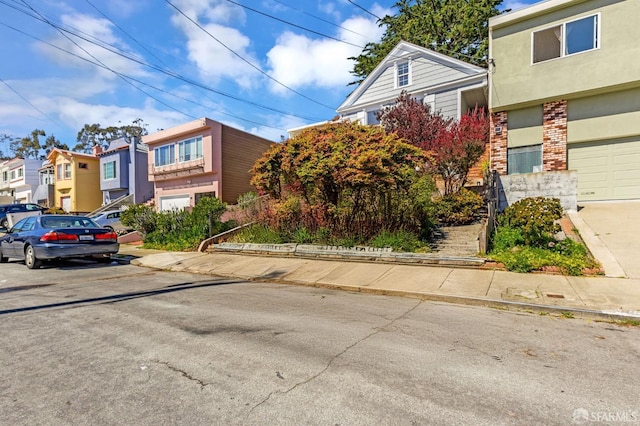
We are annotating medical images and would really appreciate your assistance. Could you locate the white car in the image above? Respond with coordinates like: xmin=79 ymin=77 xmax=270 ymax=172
xmin=90 ymin=210 xmax=127 ymax=230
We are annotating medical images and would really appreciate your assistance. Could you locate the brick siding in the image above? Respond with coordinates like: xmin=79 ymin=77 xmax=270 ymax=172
xmin=542 ymin=100 xmax=567 ymax=171
xmin=490 ymin=111 xmax=508 ymax=174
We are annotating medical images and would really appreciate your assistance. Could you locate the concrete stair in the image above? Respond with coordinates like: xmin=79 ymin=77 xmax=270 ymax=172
xmin=430 ymin=222 xmax=483 ymax=257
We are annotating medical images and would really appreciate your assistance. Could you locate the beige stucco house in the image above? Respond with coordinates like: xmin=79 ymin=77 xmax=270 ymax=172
xmin=489 ymin=0 xmax=640 ymax=201
xmin=143 ymin=118 xmax=274 ymax=211
xmin=47 ymin=149 xmax=102 ymax=214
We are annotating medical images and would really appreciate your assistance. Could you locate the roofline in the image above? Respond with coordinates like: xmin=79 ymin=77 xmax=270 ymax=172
xmin=337 ymin=73 xmax=487 ymax=114
xmin=338 ymin=40 xmax=486 ymax=111
xmin=490 ymin=0 xmax=590 ymax=28
xmin=47 ymin=148 xmax=98 ymax=161
xmin=142 ymin=117 xmax=218 ymax=145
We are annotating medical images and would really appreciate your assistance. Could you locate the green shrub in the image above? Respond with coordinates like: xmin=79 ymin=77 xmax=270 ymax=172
xmin=230 ymin=224 xmax=284 ymax=244
xmin=491 ymin=225 xmax=525 ymax=252
xmin=369 ymin=230 xmax=426 ymax=252
xmin=291 ymin=227 xmax=314 ymax=244
xmin=120 ymin=204 xmax=156 ymax=236
xmin=500 ymin=197 xmax=563 ymax=247
xmin=434 ymin=188 xmax=484 ymax=225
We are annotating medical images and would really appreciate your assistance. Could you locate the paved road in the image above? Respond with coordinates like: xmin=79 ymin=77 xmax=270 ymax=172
xmin=1 ymin=260 xmax=639 ymax=425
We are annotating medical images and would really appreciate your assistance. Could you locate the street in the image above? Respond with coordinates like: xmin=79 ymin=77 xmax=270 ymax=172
xmin=1 ymin=259 xmax=639 ymax=425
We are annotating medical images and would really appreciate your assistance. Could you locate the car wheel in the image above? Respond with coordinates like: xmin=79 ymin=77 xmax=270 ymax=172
xmin=24 ymin=245 xmax=41 ymax=269
xmin=0 ymin=218 xmax=7 ymax=229
xmin=0 ymin=249 xmax=7 ymax=263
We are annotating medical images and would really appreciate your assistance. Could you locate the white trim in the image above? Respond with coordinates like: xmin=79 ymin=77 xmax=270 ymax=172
xmin=338 ymin=40 xmax=486 ymax=111
xmin=530 ymin=13 xmax=600 ymax=65
xmin=457 ymin=82 xmax=487 ymax=120
xmin=490 ymin=0 xmax=591 ymax=29
xmin=339 ymin=73 xmax=487 ymax=114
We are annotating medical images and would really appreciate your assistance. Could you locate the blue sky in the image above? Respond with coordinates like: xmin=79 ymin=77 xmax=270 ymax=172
xmin=0 ymin=0 xmax=538 ymax=153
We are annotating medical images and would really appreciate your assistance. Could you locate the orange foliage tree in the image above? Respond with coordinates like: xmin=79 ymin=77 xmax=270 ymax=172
xmin=251 ymin=121 xmax=436 ymax=240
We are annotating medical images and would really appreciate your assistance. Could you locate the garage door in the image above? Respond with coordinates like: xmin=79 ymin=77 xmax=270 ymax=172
xmin=159 ymin=194 xmax=190 ymax=211
xmin=568 ymin=138 xmax=640 ymax=201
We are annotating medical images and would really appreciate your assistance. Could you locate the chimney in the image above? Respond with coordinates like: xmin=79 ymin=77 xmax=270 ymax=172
xmin=93 ymin=145 xmax=103 ymax=156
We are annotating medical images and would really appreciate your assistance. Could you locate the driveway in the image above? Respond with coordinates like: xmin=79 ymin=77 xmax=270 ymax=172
xmin=577 ymin=201 xmax=640 ymax=279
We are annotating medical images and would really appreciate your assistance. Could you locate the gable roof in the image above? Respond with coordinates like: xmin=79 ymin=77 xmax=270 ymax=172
xmin=47 ymin=148 xmax=97 ymax=162
xmin=338 ymin=40 xmax=486 ymax=112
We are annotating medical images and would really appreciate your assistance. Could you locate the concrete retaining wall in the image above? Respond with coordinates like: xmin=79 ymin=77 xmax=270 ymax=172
xmin=497 ymin=170 xmax=577 ymax=212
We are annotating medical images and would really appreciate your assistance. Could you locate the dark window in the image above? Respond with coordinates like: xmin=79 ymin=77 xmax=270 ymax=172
xmin=508 ymin=145 xmax=543 ymax=175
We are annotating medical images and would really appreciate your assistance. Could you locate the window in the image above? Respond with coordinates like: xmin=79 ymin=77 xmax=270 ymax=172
xmin=10 ymin=170 xmax=15 ymax=180
xmin=40 ymin=170 xmax=54 ymax=185
xmin=57 ymin=164 xmax=63 ymax=180
xmin=78 ymin=163 xmax=88 ymax=169
xmin=64 ymin=163 xmax=71 ymax=179
xmin=508 ymin=145 xmax=542 ymax=175
xmin=397 ymin=62 xmax=410 ymax=87
xmin=533 ymin=14 xmax=598 ymax=63
xmin=154 ymin=144 xmax=175 ymax=167
xmin=2 ymin=171 xmax=7 ymax=183
xmin=17 ymin=167 xmax=23 ymax=178
xmin=103 ymin=161 xmax=116 ymax=180
xmin=178 ymin=137 xmax=203 ymax=162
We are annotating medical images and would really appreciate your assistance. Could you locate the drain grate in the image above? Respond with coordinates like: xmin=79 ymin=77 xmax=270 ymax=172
xmin=546 ymin=293 xmax=565 ymax=299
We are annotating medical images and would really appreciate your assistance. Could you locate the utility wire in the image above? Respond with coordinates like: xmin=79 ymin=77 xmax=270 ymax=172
xmin=346 ymin=0 xmax=381 ymax=20
xmin=2 ymin=23 xmax=287 ymax=132
xmin=0 ymin=76 xmax=62 ymax=126
xmin=269 ymin=0 xmax=371 ymax=41
xmin=224 ymin=0 xmax=364 ymax=48
xmin=166 ymin=0 xmax=337 ymax=111
xmin=20 ymin=0 xmax=198 ymax=122
xmin=0 ymin=2 xmax=328 ymax=121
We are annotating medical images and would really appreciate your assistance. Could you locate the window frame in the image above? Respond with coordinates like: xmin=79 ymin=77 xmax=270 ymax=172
xmin=507 ymin=144 xmax=543 ymax=175
xmin=396 ymin=61 xmax=411 ymax=88
xmin=531 ymin=13 xmax=600 ymax=64
xmin=178 ymin=136 xmax=203 ymax=163
xmin=64 ymin=163 xmax=72 ymax=179
xmin=154 ymin=144 xmax=176 ymax=167
xmin=103 ymin=160 xmax=117 ymax=180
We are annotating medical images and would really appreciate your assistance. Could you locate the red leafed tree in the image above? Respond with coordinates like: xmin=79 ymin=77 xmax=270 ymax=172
xmin=378 ymin=92 xmax=489 ymax=194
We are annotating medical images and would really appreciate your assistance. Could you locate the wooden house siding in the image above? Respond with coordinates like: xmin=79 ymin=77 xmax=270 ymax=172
xmin=355 ymin=66 xmax=395 ymax=106
xmin=435 ymin=90 xmax=459 ymax=119
xmin=220 ymin=126 xmax=274 ymax=204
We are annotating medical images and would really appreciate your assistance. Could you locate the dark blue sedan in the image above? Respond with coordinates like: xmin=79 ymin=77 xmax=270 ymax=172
xmin=0 ymin=215 xmax=119 ymax=269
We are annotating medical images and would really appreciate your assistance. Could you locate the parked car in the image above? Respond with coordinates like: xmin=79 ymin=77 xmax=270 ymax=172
xmin=0 ymin=215 xmax=119 ymax=269
xmin=90 ymin=209 xmax=126 ymax=230
xmin=0 ymin=203 xmax=48 ymax=229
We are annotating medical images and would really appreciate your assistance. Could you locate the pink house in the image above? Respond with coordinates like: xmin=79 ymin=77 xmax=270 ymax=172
xmin=143 ymin=118 xmax=274 ymax=211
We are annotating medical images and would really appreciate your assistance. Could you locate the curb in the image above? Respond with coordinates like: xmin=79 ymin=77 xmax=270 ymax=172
xmin=131 ymin=257 xmax=640 ymax=323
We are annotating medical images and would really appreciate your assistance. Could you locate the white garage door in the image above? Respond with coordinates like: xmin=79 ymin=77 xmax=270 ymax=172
xmin=568 ymin=138 xmax=640 ymax=201
xmin=159 ymin=194 xmax=190 ymax=211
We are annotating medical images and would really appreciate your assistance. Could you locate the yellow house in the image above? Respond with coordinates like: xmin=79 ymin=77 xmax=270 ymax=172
xmin=47 ymin=148 xmax=102 ymax=214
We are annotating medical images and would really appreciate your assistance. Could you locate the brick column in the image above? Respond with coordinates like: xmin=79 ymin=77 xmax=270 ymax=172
xmin=490 ymin=111 xmax=508 ymax=175
xmin=542 ymin=100 xmax=567 ymax=171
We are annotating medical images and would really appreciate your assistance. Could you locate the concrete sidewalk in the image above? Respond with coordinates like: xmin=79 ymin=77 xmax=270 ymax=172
xmin=119 ymin=244 xmax=640 ymax=321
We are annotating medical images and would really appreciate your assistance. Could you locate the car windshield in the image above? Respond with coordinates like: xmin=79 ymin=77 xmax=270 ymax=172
xmin=41 ymin=216 xmax=101 ymax=229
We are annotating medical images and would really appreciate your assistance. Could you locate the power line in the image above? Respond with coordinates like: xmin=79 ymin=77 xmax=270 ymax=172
xmin=346 ymin=0 xmax=381 ymax=20
xmin=269 ymin=0 xmax=371 ymax=41
xmin=224 ymin=0 xmax=364 ymax=48
xmin=2 ymin=22 xmax=290 ymax=133
xmin=165 ymin=0 xmax=337 ymax=111
xmin=0 ymin=76 xmax=62 ymax=127
xmin=20 ymin=0 xmax=198 ymax=122
xmin=0 ymin=2 xmax=328 ymax=122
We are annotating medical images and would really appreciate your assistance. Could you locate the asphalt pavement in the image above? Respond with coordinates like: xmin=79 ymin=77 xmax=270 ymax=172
xmin=115 ymin=201 xmax=640 ymax=321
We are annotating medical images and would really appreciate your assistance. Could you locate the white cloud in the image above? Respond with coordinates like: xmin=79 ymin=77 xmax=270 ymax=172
xmin=265 ymin=13 xmax=386 ymax=93
xmin=170 ymin=0 xmax=261 ymax=89
xmin=36 ymin=13 xmax=149 ymax=79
